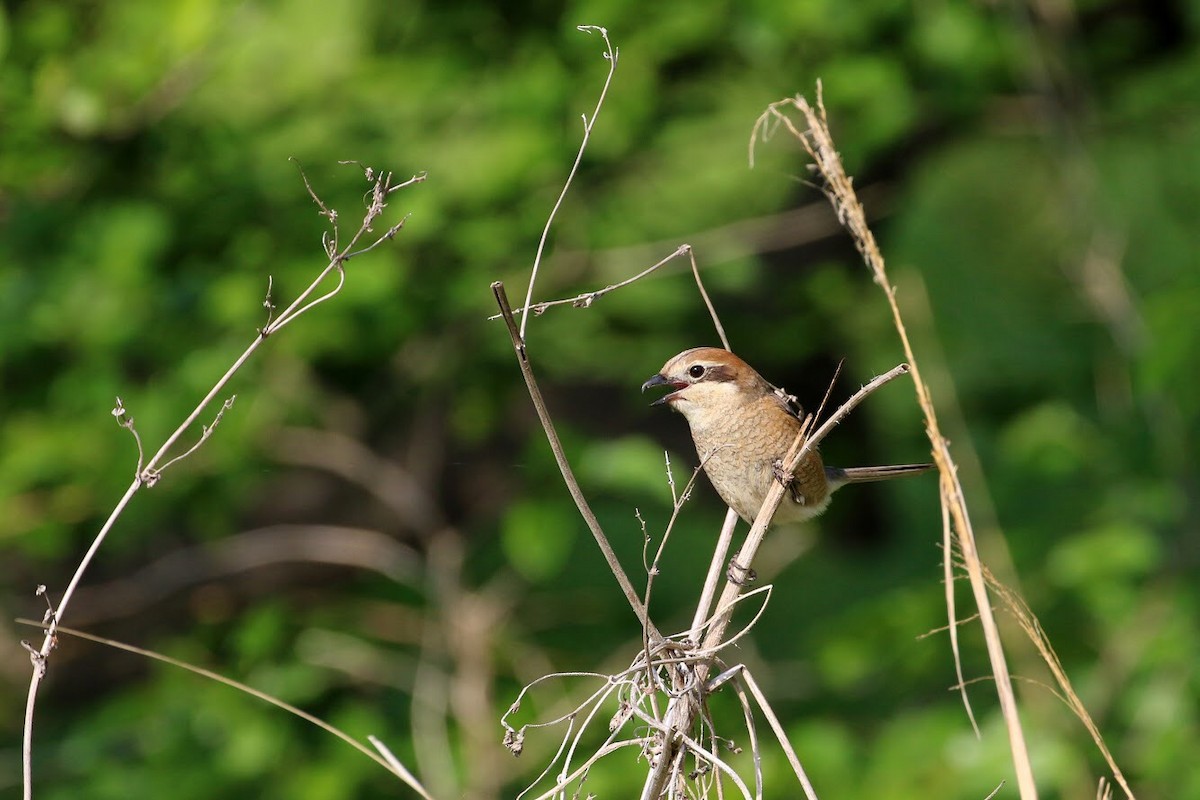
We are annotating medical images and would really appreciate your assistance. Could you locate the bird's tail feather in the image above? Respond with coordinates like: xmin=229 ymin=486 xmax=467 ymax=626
xmin=826 ymin=463 xmax=933 ymax=488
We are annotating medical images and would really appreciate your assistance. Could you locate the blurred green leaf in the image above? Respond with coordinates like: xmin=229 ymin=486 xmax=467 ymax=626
xmin=501 ymin=499 xmax=576 ymax=581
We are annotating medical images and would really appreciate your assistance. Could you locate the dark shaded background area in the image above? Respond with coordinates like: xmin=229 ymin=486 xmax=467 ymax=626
xmin=2 ymin=1 xmax=1198 ymax=797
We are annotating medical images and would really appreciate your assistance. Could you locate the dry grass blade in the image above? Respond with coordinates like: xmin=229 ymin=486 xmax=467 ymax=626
xmin=976 ymin=562 xmax=1136 ymax=799
xmin=751 ymin=84 xmax=1043 ymax=798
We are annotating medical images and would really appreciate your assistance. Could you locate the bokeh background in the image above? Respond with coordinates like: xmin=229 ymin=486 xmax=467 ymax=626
xmin=2 ymin=0 xmax=1198 ymax=797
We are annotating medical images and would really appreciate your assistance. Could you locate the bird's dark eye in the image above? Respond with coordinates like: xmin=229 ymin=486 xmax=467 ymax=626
xmin=688 ymin=365 xmax=706 ymax=379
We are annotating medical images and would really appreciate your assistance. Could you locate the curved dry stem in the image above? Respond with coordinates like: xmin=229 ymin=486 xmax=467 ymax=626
xmin=687 ymin=245 xmax=730 ymax=351
xmin=695 ymin=584 xmax=773 ymax=653
xmin=503 ymin=672 xmax=622 ymax=733
xmin=557 ymin=679 xmax=631 ymax=794
xmin=265 ymin=264 xmax=346 ymax=335
xmin=152 ymin=395 xmax=237 ymax=479
xmin=631 ymin=705 xmax=755 ymax=800
xmin=494 ymin=243 xmax=732 ymax=355
xmin=21 ymin=161 xmax=420 ymax=800
xmin=731 ymin=664 xmax=819 ymax=800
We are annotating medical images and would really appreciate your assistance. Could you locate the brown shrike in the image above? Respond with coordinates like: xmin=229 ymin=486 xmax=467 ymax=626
xmin=643 ymin=347 xmax=931 ymax=525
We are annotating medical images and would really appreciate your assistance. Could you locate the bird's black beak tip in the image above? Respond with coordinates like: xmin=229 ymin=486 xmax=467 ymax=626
xmin=642 ymin=373 xmax=674 ymax=406
xmin=641 ymin=373 xmax=669 ymax=393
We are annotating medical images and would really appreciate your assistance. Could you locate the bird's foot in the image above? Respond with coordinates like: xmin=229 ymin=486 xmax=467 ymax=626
xmin=726 ymin=553 xmax=757 ymax=585
xmin=771 ymin=458 xmax=793 ymax=487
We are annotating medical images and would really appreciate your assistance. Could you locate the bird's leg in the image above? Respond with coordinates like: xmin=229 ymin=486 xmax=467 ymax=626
xmin=726 ymin=550 xmax=757 ymax=585
xmin=771 ymin=457 xmax=793 ymax=488
xmin=773 ymin=457 xmax=808 ymax=506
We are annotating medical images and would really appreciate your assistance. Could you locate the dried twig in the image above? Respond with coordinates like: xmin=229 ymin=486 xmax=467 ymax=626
xmin=493 ymin=242 xmax=729 ymax=350
xmin=518 ymin=25 xmax=618 ymax=342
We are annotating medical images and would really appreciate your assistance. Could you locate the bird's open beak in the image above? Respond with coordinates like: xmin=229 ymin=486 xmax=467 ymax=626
xmin=641 ymin=373 xmax=684 ymax=406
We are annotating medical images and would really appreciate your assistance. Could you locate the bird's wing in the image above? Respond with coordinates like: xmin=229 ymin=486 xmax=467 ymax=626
xmin=770 ymin=385 xmax=805 ymax=420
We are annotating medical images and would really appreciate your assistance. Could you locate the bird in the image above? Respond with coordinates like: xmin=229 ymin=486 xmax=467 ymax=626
xmin=642 ymin=347 xmax=932 ymax=526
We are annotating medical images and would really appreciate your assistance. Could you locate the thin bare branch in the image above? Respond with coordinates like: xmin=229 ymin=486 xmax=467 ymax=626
xmin=630 ymin=706 xmax=755 ymax=800
xmin=150 ymin=395 xmax=237 ymax=481
xmin=725 ymin=678 xmax=763 ymax=800
xmin=493 ymin=280 xmax=661 ymax=642
xmin=641 ymin=460 xmax=708 ymax=685
xmin=492 ymin=244 xmax=691 ymax=320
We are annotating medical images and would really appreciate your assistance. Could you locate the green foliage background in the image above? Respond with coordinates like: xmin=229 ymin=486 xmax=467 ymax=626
xmin=2 ymin=0 xmax=1198 ymax=797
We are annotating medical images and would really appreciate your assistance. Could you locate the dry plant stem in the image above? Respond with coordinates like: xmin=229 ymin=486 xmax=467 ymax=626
xmin=20 ymin=621 xmax=435 ymax=800
xmin=629 ymin=706 xmax=755 ymax=800
xmin=368 ymin=737 xmax=432 ymax=800
xmin=496 ymin=243 xmax=731 ymax=354
xmin=518 ymin=25 xmax=617 ymax=341
xmin=641 ymin=364 xmax=908 ymax=800
xmin=555 ymin=680 xmax=632 ymax=793
xmin=523 ymin=741 xmax=645 ymax=800
xmin=725 ymin=678 xmax=764 ymax=800
xmin=689 ymin=509 xmax=739 ymax=641
xmin=20 ymin=166 xmax=423 ymax=800
xmin=687 ymin=246 xmax=730 ymax=351
xmin=493 ymin=281 xmax=661 ymax=642
xmin=759 ymin=87 xmax=1038 ymax=800
xmin=943 ymin=480 xmax=979 ymax=735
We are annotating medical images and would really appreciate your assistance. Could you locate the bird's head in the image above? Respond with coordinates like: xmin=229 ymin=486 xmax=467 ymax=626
xmin=641 ymin=347 xmax=772 ymax=424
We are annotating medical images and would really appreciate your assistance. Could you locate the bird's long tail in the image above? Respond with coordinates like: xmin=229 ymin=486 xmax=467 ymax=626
xmin=825 ymin=463 xmax=934 ymax=488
